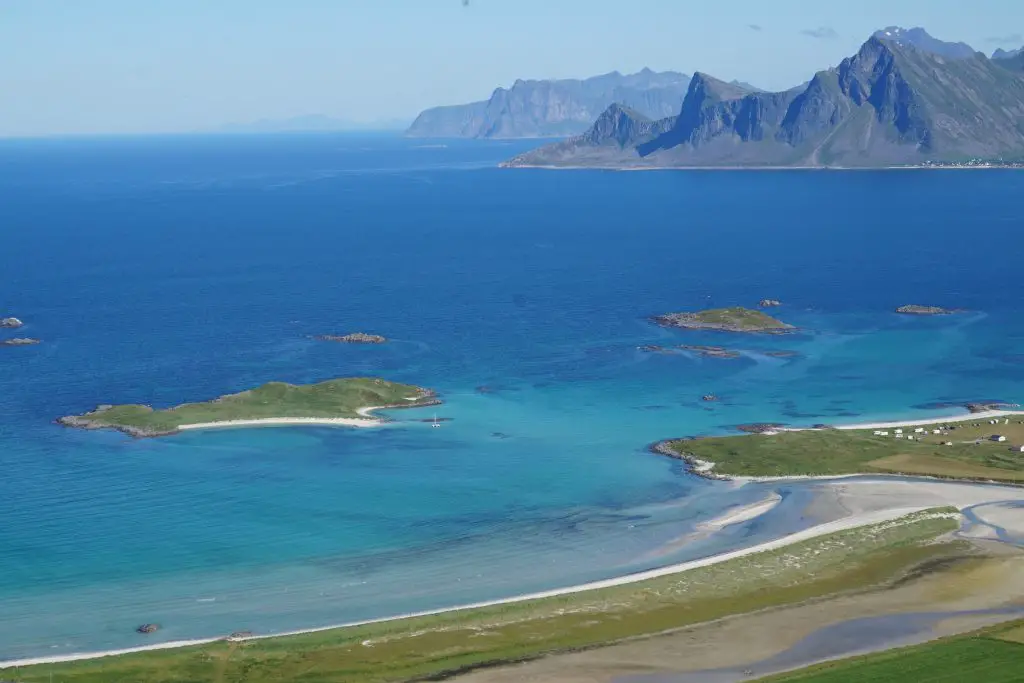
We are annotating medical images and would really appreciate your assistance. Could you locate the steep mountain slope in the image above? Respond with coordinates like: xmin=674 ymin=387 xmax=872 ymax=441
xmin=505 ymin=35 xmax=1024 ymax=168
xmin=406 ymin=69 xmax=691 ymax=138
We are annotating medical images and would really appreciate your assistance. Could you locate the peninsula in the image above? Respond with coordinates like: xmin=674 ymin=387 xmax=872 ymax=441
xmin=653 ymin=307 xmax=793 ymax=333
xmin=57 ymin=378 xmax=438 ymax=438
xmin=314 ymin=332 xmax=387 ymax=344
xmin=656 ymin=411 xmax=1024 ymax=482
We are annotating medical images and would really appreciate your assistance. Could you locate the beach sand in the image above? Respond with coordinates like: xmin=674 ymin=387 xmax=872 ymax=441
xmin=9 ymin=478 xmax=1021 ymax=669
xmin=833 ymin=409 xmax=1024 ymax=432
xmin=177 ymin=416 xmax=381 ymax=431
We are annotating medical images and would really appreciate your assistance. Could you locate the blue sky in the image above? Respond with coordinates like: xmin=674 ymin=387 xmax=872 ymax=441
xmin=1 ymin=0 xmax=1023 ymax=136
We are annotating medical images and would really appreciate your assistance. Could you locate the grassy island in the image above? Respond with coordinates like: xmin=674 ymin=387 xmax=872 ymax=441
xmin=654 ymin=307 xmax=794 ymax=333
xmin=661 ymin=418 xmax=1024 ymax=482
xmin=58 ymin=378 xmax=438 ymax=437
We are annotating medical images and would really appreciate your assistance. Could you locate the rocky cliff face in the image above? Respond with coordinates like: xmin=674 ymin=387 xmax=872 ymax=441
xmin=872 ymin=27 xmax=977 ymax=60
xmin=505 ymin=34 xmax=1024 ymax=168
xmin=406 ymin=69 xmax=691 ymax=138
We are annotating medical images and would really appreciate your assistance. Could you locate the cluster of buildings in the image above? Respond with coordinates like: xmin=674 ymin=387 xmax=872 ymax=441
xmin=871 ymin=419 xmax=1024 ymax=452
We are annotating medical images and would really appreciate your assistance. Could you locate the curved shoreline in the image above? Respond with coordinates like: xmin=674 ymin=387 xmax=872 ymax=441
xmin=178 ymin=415 xmax=382 ymax=431
xmin=0 ymin=505 xmax=948 ymax=669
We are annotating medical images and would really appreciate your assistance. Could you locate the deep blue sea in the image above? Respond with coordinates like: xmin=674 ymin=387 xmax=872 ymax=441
xmin=2 ymin=133 xmax=1023 ymax=660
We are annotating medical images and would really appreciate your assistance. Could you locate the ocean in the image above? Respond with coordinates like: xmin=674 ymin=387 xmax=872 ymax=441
xmin=2 ymin=133 xmax=1023 ymax=660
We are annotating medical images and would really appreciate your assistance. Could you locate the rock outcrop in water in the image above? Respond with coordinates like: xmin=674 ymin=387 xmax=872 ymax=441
xmin=895 ymin=305 xmax=956 ymax=315
xmin=314 ymin=333 xmax=387 ymax=344
xmin=1 ymin=337 xmax=40 ymax=346
xmin=0 ymin=317 xmax=23 ymax=328
xmin=136 ymin=623 xmax=160 ymax=634
xmin=504 ymin=30 xmax=1024 ymax=168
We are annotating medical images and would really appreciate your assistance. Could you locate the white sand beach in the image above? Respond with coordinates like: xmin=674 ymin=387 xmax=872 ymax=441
xmin=177 ymin=416 xmax=381 ymax=431
xmin=833 ymin=409 xmax=1024 ymax=432
xmin=11 ymin=476 xmax=1019 ymax=670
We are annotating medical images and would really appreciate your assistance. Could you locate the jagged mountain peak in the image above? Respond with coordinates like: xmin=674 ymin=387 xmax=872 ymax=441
xmin=993 ymin=46 xmax=1023 ymax=60
xmin=687 ymin=72 xmax=752 ymax=103
xmin=871 ymin=26 xmax=977 ymax=60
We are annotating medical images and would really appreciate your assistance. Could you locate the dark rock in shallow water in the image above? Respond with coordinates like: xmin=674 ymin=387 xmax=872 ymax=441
xmin=491 ymin=432 xmax=511 ymax=439
xmin=735 ymin=423 xmax=785 ymax=433
xmin=136 ymin=623 xmax=160 ymax=634
xmin=764 ymin=350 xmax=800 ymax=358
xmin=702 ymin=394 xmax=719 ymax=402
xmin=759 ymin=299 xmax=782 ymax=308
xmin=680 ymin=345 xmax=742 ymax=359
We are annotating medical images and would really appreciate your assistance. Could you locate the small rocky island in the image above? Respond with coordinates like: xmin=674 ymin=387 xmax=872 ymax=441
xmin=895 ymin=305 xmax=957 ymax=315
xmin=654 ymin=307 xmax=794 ymax=334
xmin=1 ymin=337 xmax=40 ymax=347
xmin=0 ymin=317 xmax=24 ymax=328
xmin=58 ymin=377 xmax=439 ymax=438
xmin=314 ymin=332 xmax=387 ymax=344
xmin=758 ymin=299 xmax=782 ymax=308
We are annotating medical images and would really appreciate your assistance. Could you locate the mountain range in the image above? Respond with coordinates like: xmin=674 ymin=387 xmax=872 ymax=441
xmin=503 ymin=28 xmax=1024 ymax=169
xmin=406 ymin=69 xmax=709 ymax=139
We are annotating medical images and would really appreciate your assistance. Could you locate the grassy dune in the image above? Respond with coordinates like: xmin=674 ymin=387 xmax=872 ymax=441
xmin=58 ymin=378 xmax=436 ymax=436
xmin=765 ymin=618 xmax=1024 ymax=682
xmin=668 ymin=420 xmax=1024 ymax=481
xmin=5 ymin=511 xmax=960 ymax=683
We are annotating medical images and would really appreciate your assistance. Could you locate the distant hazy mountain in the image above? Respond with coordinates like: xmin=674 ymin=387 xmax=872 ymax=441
xmin=215 ymin=115 xmax=409 ymax=134
xmin=406 ymin=69 xmax=694 ymax=138
xmin=993 ymin=46 xmax=1024 ymax=72
xmin=871 ymin=26 xmax=977 ymax=60
xmin=504 ymin=33 xmax=1024 ymax=169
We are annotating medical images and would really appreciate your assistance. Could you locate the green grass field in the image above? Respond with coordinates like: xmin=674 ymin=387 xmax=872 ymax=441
xmin=2 ymin=512 xmax=961 ymax=683
xmin=60 ymin=378 xmax=434 ymax=435
xmin=765 ymin=618 xmax=1024 ymax=682
xmin=669 ymin=419 xmax=1024 ymax=482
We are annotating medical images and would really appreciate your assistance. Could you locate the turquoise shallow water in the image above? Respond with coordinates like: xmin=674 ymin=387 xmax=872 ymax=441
xmin=1 ymin=134 xmax=1024 ymax=659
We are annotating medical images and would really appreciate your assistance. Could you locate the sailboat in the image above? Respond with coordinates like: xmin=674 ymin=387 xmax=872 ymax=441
xmin=431 ymin=414 xmax=440 ymax=428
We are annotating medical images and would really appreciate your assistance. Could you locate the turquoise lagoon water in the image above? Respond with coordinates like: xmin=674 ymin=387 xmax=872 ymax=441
xmin=1 ymin=134 xmax=1024 ymax=659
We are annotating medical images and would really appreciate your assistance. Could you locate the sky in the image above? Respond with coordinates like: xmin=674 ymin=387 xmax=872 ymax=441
xmin=1 ymin=0 xmax=1023 ymax=137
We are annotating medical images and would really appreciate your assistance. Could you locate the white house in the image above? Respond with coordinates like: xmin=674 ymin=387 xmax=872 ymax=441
xmin=895 ymin=428 xmax=903 ymax=434
xmin=895 ymin=434 xmax=905 ymax=439
xmin=914 ymin=427 xmax=925 ymax=433
xmin=1018 ymin=445 xmax=1024 ymax=453
xmin=944 ymin=441 xmax=954 ymax=446
xmin=992 ymin=435 xmax=1008 ymax=442
xmin=932 ymin=429 xmax=941 ymax=434
xmin=879 ymin=431 xmax=889 ymax=436
xmin=907 ymin=435 xmax=915 ymax=441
